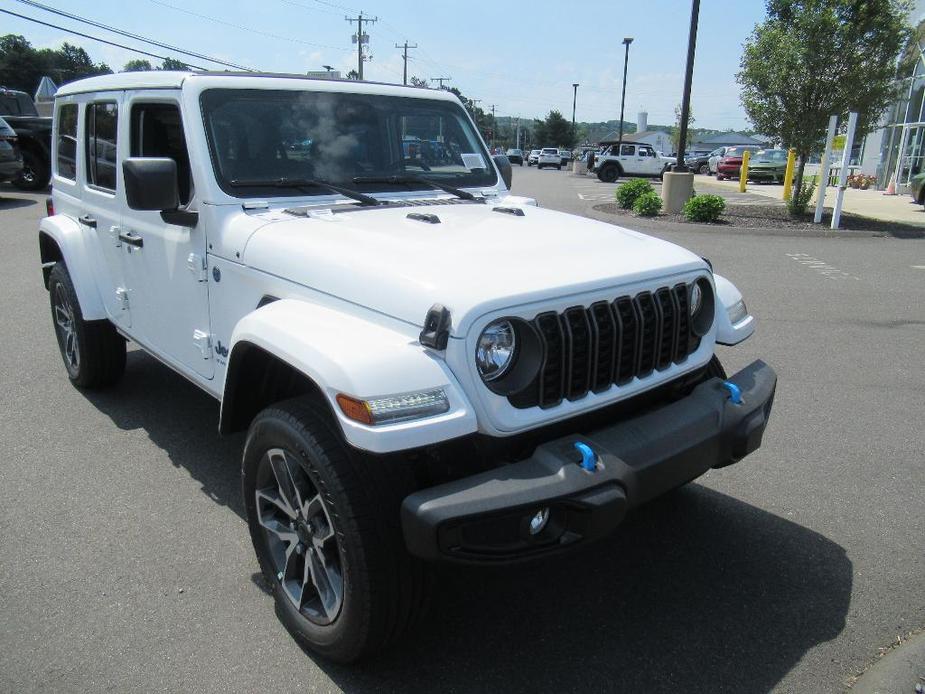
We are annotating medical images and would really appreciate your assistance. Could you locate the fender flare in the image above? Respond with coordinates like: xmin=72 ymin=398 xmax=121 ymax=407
xmin=38 ymin=215 xmax=107 ymax=320
xmin=222 ymin=299 xmax=478 ymax=453
xmin=713 ymin=274 xmax=755 ymax=345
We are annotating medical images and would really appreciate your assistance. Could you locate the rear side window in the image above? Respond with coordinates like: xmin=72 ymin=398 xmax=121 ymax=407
xmin=86 ymin=102 xmax=118 ymax=191
xmin=56 ymin=104 xmax=78 ymax=180
xmin=620 ymin=144 xmax=635 ymax=156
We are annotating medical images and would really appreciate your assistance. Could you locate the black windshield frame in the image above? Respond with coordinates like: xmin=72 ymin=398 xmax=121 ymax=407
xmin=200 ymin=88 xmax=497 ymax=198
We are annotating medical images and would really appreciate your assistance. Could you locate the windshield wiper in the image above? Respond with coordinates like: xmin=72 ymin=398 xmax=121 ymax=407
xmin=229 ymin=177 xmax=381 ymax=207
xmin=351 ymin=175 xmax=477 ymax=201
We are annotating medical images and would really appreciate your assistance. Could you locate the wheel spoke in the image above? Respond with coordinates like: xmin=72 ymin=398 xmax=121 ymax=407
xmin=267 ymin=449 xmax=305 ymax=517
xmin=305 ymin=546 xmax=343 ymax=621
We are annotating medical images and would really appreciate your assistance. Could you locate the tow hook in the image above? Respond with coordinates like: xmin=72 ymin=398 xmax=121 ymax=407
xmin=722 ymin=381 xmax=743 ymax=405
xmin=573 ymin=441 xmax=600 ymax=472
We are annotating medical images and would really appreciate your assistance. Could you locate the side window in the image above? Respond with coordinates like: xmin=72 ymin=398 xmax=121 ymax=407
xmin=640 ymin=147 xmax=654 ymax=157
xmin=620 ymin=144 xmax=635 ymax=156
xmin=86 ymin=102 xmax=118 ymax=191
xmin=131 ymin=103 xmax=192 ymax=205
xmin=56 ymin=103 xmax=78 ymax=180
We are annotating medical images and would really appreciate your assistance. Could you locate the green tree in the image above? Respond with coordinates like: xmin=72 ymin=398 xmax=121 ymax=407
xmin=159 ymin=57 xmax=189 ymax=70
xmin=0 ymin=35 xmax=110 ymax=92
xmin=535 ymin=110 xmax=575 ymax=148
xmin=408 ymin=76 xmax=429 ymax=88
xmin=345 ymin=69 xmax=359 ymax=80
xmin=737 ymin=0 xmax=910 ymax=205
xmin=123 ymin=59 xmax=153 ymax=72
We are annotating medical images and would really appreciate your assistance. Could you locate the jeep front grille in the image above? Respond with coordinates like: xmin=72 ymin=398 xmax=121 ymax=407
xmin=509 ymin=284 xmax=699 ymax=409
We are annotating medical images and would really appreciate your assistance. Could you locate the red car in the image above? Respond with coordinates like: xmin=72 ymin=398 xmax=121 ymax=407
xmin=716 ymin=145 xmax=762 ymax=180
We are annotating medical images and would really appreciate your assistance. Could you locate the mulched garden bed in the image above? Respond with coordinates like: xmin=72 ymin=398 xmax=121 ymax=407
xmin=593 ymin=202 xmax=925 ymax=237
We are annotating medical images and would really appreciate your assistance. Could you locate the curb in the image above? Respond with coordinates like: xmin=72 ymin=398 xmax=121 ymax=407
xmin=849 ymin=631 xmax=925 ymax=693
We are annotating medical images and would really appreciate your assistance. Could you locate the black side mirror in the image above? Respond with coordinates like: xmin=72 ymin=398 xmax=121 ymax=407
xmin=493 ymin=154 xmax=512 ymax=190
xmin=123 ymin=158 xmax=179 ymax=210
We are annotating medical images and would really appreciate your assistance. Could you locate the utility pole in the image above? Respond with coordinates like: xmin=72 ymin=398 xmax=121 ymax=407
xmin=490 ymin=104 xmax=497 ymax=151
xmin=346 ymin=12 xmax=377 ymax=80
xmin=572 ymin=83 xmax=579 ymax=130
xmin=430 ymin=76 xmax=452 ymax=89
xmin=394 ymin=41 xmax=417 ymax=86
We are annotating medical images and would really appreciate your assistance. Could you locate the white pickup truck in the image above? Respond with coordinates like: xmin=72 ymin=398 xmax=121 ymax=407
xmin=39 ymin=71 xmax=775 ymax=663
xmin=593 ymin=142 xmax=676 ymax=182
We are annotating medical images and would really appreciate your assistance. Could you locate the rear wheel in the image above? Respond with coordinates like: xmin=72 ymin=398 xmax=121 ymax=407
xmin=699 ymin=164 xmax=709 ymax=175
xmin=598 ymin=165 xmax=619 ymax=183
xmin=243 ymin=397 xmax=428 ymax=663
xmin=48 ymin=263 xmax=126 ymax=388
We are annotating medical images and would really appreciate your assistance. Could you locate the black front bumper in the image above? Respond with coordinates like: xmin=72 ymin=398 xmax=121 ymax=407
xmin=401 ymin=360 xmax=776 ymax=564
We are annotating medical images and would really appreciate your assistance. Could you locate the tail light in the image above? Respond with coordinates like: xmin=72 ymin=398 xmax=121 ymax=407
xmin=45 ymin=197 xmax=54 ymax=217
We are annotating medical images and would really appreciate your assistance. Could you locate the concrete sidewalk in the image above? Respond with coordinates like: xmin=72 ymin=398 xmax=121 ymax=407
xmin=697 ymin=177 xmax=925 ymax=226
xmin=850 ymin=631 xmax=925 ymax=693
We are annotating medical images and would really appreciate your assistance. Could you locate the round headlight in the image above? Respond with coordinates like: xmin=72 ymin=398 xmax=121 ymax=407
xmin=690 ymin=282 xmax=703 ymax=316
xmin=476 ymin=320 xmax=517 ymax=381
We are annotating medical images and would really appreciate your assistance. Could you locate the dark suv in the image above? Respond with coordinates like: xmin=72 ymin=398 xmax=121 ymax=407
xmin=0 ymin=88 xmax=53 ymax=190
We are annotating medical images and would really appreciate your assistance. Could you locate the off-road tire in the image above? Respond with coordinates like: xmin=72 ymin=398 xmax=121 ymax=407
xmin=243 ymin=397 xmax=429 ymax=663
xmin=48 ymin=263 xmax=126 ymax=388
xmin=598 ymin=164 xmax=620 ymax=183
xmin=13 ymin=148 xmax=51 ymax=191
xmin=699 ymin=164 xmax=709 ymax=175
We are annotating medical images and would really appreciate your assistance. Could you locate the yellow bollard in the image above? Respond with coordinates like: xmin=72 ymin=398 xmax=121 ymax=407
xmin=739 ymin=150 xmax=751 ymax=192
xmin=782 ymin=148 xmax=797 ymax=201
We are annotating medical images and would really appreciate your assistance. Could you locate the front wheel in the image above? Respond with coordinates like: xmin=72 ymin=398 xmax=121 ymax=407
xmin=699 ymin=164 xmax=709 ymax=175
xmin=13 ymin=149 xmax=51 ymax=191
xmin=243 ymin=397 xmax=427 ymax=663
xmin=598 ymin=165 xmax=619 ymax=183
xmin=48 ymin=263 xmax=126 ymax=388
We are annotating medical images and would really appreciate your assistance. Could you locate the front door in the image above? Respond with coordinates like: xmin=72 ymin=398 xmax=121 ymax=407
xmin=118 ymin=95 xmax=213 ymax=379
xmin=636 ymin=145 xmax=660 ymax=175
xmin=617 ymin=143 xmax=638 ymax=174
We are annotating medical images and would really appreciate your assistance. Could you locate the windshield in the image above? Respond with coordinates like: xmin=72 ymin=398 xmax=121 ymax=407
xmin=0 ymin=92 xmax=39 ymax=117
xmin=200 ymin=89 xmax=496 ymax=197
xmin=755 ymin=149 xmax=787 ymax=161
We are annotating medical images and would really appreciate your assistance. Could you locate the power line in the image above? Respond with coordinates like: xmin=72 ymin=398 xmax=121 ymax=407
xmin=430 ymin=76 xmax=451 ymax=89
xmin=152 ymin=0 xmax=352 ymax=52
xmin=0 ymin=7 xmax=210 ymax=69
xmin=14 ymin=0 xmax=254 ymax=71
xmin=394 ymin=41 xmax=417 ymax=86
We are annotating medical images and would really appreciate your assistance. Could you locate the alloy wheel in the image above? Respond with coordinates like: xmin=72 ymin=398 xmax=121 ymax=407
xmin=255 ymin=447 xmax=344 ymax=626
xmin=53 ymin=283 xmax=79 ymax=370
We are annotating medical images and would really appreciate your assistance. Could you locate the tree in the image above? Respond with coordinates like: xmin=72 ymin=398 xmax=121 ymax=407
xmin=737 ymin=0 xmax=910 ymax=205
xmin=671 ymin=103 xmax=694 ymax=154
xmin=535 ymin=110 xmax=575 ymax=148
xmin=409 ymin=76 xmax=429 ymax=88
xmin=345 ymin=69 xmax=359 ymax=80
xmin=159 ymin=57 xmax=189 ymax=70
xmin=0 ymin=35 xmax=110 ymax=92
xmin=123 ymin=59 xmax=153 ymax=72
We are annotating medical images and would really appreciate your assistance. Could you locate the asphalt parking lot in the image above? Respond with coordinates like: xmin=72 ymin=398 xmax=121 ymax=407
xmin=2 ymin=173 xmax=924 ymax=693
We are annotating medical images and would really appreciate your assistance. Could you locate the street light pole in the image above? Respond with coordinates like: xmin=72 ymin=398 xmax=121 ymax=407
xmin=674 ymin=0 xmax=700 ymax=172
xmin=618 ymin=38 xmax=633 ymax=145
xmin=572 ymin=83 xmax=579 ymax=130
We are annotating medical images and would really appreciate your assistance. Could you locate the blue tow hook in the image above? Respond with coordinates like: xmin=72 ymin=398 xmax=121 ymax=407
xmin=721 ymin=380 xmax=743 ymax=405
xmin=574 ymin=442 xmax=598 ymax=472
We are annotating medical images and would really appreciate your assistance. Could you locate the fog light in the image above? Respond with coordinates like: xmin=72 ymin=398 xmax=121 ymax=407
xmin=528 ymin=508 xmax=550 ymax=535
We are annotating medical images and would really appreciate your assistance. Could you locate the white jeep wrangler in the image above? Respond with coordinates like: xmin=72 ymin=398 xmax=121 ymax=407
xmin=39 ymin=72 xmax=776 ymax=663
xmin=593 ymin=142 xmax=677 ymax=182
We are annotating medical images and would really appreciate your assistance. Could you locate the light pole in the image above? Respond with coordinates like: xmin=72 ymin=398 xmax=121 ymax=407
xmin=618 ymin=38 xmax=633 ymax=145
xmin=572 ymin=83 xmax=579 ymax=130
xmin=674 ymin=0 xmax=700 ymax=171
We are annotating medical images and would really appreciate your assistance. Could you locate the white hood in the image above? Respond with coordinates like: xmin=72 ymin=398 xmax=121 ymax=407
xmin=240 ymin=202 xmax=706 ymax=335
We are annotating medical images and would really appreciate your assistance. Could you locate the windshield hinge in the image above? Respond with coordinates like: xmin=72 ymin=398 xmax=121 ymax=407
xmin=192 ymin=330 xmax=212 ymax=359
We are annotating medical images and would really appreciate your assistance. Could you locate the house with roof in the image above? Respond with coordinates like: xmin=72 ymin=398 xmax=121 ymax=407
xmin=692 ymin=132 xmax=769 ymax=150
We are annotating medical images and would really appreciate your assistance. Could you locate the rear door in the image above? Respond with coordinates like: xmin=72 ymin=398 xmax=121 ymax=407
xmin=617 ymin=143 xmax=638 ymax=173
xmin=81 ymin=93 xmax=132 ymax=329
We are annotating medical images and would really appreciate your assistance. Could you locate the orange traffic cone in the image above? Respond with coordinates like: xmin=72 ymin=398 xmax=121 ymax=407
xmin=884 ymin=173 xmax=896 ymax=195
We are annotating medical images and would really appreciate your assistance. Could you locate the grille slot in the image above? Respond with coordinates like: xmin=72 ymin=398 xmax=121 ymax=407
xmin=513 ymin=283 xmax=700 ymax=409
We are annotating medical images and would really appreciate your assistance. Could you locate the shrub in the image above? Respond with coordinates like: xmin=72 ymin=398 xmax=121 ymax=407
xmin=633 ymin=191 xmax=662 ymax=217
xmin=683 ymin=194 xmax=726 ymax=223
xmin=615 ymin=178 xmax=654 ymax=209
xmin=787 ymin=180 xmax=816 ymax=216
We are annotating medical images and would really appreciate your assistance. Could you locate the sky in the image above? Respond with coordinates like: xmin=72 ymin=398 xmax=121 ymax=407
xmin=2 ymin=0 xmax=769 ymax=130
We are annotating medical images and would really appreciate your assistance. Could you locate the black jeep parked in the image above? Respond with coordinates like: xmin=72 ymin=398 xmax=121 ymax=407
xmin=0 ymin=88 xmax=52 ymax=191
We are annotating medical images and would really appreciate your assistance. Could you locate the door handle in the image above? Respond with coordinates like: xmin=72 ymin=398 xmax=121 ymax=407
xmin=78 ymin=214 xmax=97 ymax=229
xmin=118 ymin=230 xmax=144 ymax=248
